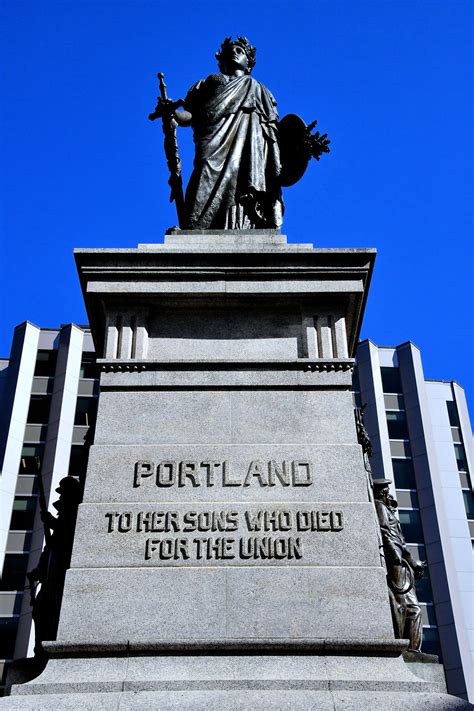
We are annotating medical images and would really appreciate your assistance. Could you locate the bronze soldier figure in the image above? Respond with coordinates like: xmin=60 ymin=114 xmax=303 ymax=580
xmin=373 ymin=479 xmax=426 ymax=652
xmin=27 ymin=477 xmax=81 ymax=656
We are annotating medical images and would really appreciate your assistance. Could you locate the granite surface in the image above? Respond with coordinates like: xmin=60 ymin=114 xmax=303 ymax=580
xmin=93 ymin=389 xmax=357 ymax=445
xmin=4 ymin=234 xmax=466 ymax=708
xmin=5 ymin=654 xmax=467 ymax=709
xmin=55 ymin=566 xmax=395 ymax=645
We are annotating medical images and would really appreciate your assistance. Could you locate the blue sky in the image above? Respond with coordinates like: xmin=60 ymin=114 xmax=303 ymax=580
xmin=1 ymin=0 xmax=472 ymax=408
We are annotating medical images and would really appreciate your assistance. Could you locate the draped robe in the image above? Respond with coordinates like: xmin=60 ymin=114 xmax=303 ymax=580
xmin=184 ymin=74 xmax=283 ymax=230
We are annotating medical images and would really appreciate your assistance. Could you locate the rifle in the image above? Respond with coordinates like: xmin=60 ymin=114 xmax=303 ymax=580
xmin=26 ymin=457 xmax=52 ymax=606
xmin=35 ymin=455 xmax=52 ymax=547
xmin=149 ymin=72 xmax=186 ymax=228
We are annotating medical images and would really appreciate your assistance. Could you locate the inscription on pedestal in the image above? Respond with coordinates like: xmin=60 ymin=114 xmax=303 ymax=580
xmin=134 ymin=459 xmax=314 ymax=488
xmin=104 ymin=507 xmax=344 ymax=563
xmin=73 ymin=452 xmax=377 ymax=570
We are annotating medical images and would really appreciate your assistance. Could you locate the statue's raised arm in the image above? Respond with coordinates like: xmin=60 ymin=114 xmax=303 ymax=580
xmin=149 ymin=36 xmax=330 ymax=230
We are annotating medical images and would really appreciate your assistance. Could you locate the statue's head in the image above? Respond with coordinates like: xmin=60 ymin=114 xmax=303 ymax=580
xmin=373 ymin=478 xmax=393 ymax=505
xmin=54 ymin=476 xmax=81 ymax=505
xmin=216 ymin=36 xmax=256 ymax=75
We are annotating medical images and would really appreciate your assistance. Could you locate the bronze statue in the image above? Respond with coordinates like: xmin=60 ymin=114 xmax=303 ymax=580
xmin=149 ymin=37 xmax=330 ymax=229
xmin=27 ymin=477 xmax=81 ymax=656
xmin=373 ymin=479 xmax=426 ymax=653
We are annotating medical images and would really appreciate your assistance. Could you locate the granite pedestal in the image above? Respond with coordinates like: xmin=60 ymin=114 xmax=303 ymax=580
xmin=4 ymin=232 xmax=468 ymax=709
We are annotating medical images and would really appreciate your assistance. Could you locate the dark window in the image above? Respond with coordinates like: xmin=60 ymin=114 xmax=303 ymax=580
xmin=447 ymin=401 xmax=460 ymax=427
xmin=34 ymin=350 xmax=57 ymax=377
xmin=80 ymin=353 xmax=99 ymax=379
xmin=462 ymin=490 xmax=474 ymax=520
xmin=386 ymin=411 xmax=409 ymax=439
xmin=454 ymin=444 xmax=468 ymax=472
xmin=0 ymin=618 xmax=19 ymax=658
xmin=26 ymin=396 xmax=51 ymax=424
xmin=423 ymin=605 xmax=437 ymax=627
xmin=19 ymin=445 xmax=44 ymax=474
xmin=392 ymin=459 xmax=416 ymax=489
xmin=398 ymin=509 xmax=424 ymax=544
xmin=68 ymin=445 xmax=88 ymax=478
xmin=421 ymin=626 xmax=441 ymax=658
xmin=9 ymin=497 xmax=37 ymax=530
xmin=381 ymin=367 xmax=402 ymax=394
xmin=0 ymin=554 xmax=29 ymax=591
xmin=74 ymin=397 xmax=97 ymax=427
xmin=414 ymin=570 xmax=434 ymax=604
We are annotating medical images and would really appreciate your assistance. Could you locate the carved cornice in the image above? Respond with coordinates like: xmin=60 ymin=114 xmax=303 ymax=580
xmin=98 ymin=359 xmax=354 ymax=374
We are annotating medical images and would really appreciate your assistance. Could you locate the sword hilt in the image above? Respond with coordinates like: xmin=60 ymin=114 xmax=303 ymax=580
xmin=158 ymin=72 xmax=168 ymax=101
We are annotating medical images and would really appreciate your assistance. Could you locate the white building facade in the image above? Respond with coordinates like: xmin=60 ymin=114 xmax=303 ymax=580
xmin=355 ymin=340 xmax=473 ymax=702
xmin=0 ymin=323 xmax=98 ymax=693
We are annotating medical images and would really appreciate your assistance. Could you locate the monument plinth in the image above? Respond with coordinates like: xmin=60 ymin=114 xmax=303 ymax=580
xmin=4 ymin=232 xmax=466 ymax=708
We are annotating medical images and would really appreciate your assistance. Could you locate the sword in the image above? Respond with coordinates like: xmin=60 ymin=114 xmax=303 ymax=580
xmin=149 ymin=72 xmax=186 ymax=228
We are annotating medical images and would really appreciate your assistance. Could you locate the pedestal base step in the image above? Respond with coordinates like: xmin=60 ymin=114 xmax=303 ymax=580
xmin=2 ymin=654 xmax=469 ymax=710
xmin=2 ymin=689 xmax=472 ymax=710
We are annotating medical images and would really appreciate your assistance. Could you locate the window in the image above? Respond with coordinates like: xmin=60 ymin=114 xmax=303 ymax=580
xmin=392 ymin=459 xmax=416 ymax=489
xmin=0 ymin=618 xmax=18 ymax=658
xmin=462 ymin=490 xmax=474 ymax=520
xmin=398 ymin=509 xmax=424 ymax=544
xmin=0 ymin=554 xmax=29 ymax=591
xmin=423 ymin=604 xmax=437 ymax=627
xmin=80 ymin=353 xmax=99 ymax=379
xmin=447 ymin=401 xmax=460 ymax=427
xmin=414 ymin=570 xmax=434 ymax=604
xmin=74 ymin=397 xmax=97 ymax=427
xmin=9 ymin=497 xmax=37 ymax=531
xmin=459 ymin=472 xmax=470 ymax=489
xmin=381 ymin=367 xmax=402 ymax=394
xmin=451 ymin=427 xmax=462 ymax=444
xmin=15 ymin=475 xmax=38 ymax=496
xmin=18 ymin=445 xmax=44 ymax=474
xmin=396 ymin=490 xmax=419 ymax=509
xmin=26 ymin=396 xmax=51 ymax=424
xmin=454 ymin=444 xmax=468 ymax=472
xmin=34 ymin=350 xmax=57 ymax=377
xmin=68 ymin=445 xmax=88 ymax=478
xmin=421 ymin=626 xmax=441 ymax=659
xmin=386 ymin=411 xmax=409 ymax=439
xmin=384 ymin=393 xmax=405 ymax=410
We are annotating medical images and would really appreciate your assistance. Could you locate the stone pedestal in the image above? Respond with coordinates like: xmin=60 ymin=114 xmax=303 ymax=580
xmin=4 ymin=233 xmax=467 ymax=709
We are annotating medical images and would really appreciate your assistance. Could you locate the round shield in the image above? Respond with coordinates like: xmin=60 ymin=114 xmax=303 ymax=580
xmin=278 ymin=113 xmax=311 ymax=187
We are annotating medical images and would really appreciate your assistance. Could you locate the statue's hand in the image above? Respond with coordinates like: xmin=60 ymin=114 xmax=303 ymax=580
xmin=306 ymin=120 xmax=331 ymax=161
xmin=148 ymin=97 xmax=183 ymax=121
xmin=413 ymin=560 xmax=426 ymax=579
